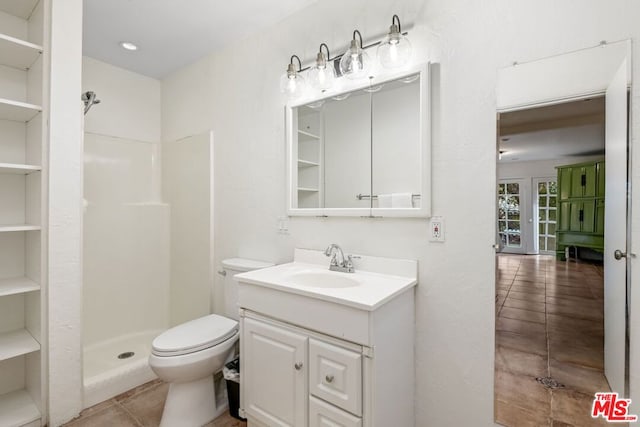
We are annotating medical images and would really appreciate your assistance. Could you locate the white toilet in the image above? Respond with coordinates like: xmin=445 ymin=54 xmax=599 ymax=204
xmin=149 ymin=258 xmax=273 ymax=427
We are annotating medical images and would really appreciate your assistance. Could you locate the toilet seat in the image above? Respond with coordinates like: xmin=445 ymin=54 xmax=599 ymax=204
xmin=152 ymin=314 xmax=238 ymax=357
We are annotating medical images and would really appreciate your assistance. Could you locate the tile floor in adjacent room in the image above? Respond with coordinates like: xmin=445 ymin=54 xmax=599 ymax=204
xmin=62 ymin=380 xmax=247 ymax=427
xmin=495 ymin=254 xmax=611 ymax=427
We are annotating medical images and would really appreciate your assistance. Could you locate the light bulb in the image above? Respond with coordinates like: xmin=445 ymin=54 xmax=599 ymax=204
xmin=280 ymin=63 xmax=306 ymax=99
xmin=339 ymin=38 xmax=371 ymax=79
xmin=377 ymin=23 xmax=412 ymax=69
xmin=308 ymin=51 xmax=336 ymax=91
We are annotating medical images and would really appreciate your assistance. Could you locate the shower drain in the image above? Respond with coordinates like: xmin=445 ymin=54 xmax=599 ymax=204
xmin=536 ymin=376 xmax=565 ymax=389
xmin=117 ymin=351 xmax=135 ymax=360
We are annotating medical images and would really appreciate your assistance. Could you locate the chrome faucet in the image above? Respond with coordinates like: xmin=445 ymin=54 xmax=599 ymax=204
xmin=324 ymin=244 xmax=357 ymax=273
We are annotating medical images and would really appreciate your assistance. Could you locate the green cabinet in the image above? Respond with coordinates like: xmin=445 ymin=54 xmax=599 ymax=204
xmin=556 ymin=160 xmax=605 ymax=259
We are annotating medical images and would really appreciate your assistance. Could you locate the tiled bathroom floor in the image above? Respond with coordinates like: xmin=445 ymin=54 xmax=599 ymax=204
xmin=62 ymin=380 xmax=247 ymax=427
xmin=495 ymin=254 xmax=610 ymax=427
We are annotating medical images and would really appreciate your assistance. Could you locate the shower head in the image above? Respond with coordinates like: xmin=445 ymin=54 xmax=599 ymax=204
xmin=82 ymin=91 xmax=101 ymax=115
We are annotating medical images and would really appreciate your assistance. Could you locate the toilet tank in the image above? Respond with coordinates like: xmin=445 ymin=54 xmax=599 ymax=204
xmin=221 ymin=258 xmax=274 ymax=320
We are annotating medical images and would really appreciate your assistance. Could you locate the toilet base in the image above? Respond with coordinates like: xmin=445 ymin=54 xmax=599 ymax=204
xmin=160 ymin=375 xmax=221 ymax=427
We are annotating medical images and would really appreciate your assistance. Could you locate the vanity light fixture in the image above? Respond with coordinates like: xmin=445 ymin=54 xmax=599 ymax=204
xmin=120 ymin=41 xmax=138 ymax=51
xmin=308 ymin=43 xmax=336 ymax=91
xmin=280 ymin=55 xmax=307 ymax=99
xmin=339 ymin=30 xmax=371 ymax=79
xmin=377 ymin=15 xmax=412 ymax=68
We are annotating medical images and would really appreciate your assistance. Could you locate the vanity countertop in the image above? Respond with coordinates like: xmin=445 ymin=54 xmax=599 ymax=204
xmin=235 ymin=248 xmax=418 ymax=311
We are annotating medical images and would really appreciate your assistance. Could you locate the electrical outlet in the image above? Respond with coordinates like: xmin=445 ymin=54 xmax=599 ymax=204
xmin=429 ymin=216 xmax=445 ymax=242
xmin=277 ymin=216 xmax=290 ymax=234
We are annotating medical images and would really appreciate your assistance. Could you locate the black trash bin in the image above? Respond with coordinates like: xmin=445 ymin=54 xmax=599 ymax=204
xmin=223 ymin=357 xmax=246 ymax=421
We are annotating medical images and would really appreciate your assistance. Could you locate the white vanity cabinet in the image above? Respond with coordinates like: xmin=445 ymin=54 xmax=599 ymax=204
xmin=236 ymin=248 xmax=418 ymax=427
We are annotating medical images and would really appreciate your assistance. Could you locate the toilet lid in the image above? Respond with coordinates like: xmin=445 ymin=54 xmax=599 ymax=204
xmin=152 ymin=314 xmax=238 ymax=357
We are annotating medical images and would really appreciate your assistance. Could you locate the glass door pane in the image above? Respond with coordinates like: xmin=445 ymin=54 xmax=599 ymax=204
xmin=536 ymin=178 xmax=557 ymax=253
xmin=498 ymin=181 xmax=522 ymax=248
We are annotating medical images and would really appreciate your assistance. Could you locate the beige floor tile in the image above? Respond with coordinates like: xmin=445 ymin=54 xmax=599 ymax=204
xmin=120 ymin=382 xmax=169 ymax=427
xmin=500 ymin=307 xmax=546 ymax=324
xmin=503 ymin=298 xmax=546 ymax=313
xmin=496 ymin=330 xmax=548 ymax=356
xmin=551 ymin=389 xmax=610 ymax=427
xmin=495 ymin=370 xmax=551 ymax=415
xmin=509 ymin=291 xmax=546 ymax=303
xmin=497 ymin=317 xmax=546 ymax=336
xmin=548 ymin=359 xmax=610 ymax=396
xmin=510 ymin=284 xmax=546 ymax=295
xmin=495 ymin=345 xmax=548 ymax=377
xmin=63 ymin=404 xmax=140 ymax=427
xmin=495 ymin=399 xmax=551 ymax=427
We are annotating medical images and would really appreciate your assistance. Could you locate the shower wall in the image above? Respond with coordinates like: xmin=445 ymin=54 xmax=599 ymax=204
xmin=82 ymin=57 xmax=169 ymax=346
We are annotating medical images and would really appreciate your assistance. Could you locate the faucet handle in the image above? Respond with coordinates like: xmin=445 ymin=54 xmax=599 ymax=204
xmin=346 ymin=254 xmax=360 ymax=270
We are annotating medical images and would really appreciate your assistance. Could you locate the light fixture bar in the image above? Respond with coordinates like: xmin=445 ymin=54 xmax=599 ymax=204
xmin=295 ymin=29 xmax=411 ymax=72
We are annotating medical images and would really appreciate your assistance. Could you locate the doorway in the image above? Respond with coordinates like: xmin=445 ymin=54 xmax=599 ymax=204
xmin=495 ymin=97 xmax=611 ymax=426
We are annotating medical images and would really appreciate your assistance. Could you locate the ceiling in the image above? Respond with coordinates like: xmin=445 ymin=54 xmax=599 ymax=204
xmin=82 ymin=0 xmax=317 ymax=79
xmin=498 ymin=97 xmax=605 ymax=162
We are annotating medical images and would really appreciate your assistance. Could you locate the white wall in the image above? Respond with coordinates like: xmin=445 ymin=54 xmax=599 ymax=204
xmin=81 ymin=57 xmax=170 ymax=347
xmin=160 ymin=0 xmax=640 ymax=425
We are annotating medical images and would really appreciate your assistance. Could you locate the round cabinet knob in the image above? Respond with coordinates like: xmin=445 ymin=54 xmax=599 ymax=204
xmin=294 ymin=362 xmax=303 ymax=371
xmin=325 ymin=374 xmax=334 ymax=383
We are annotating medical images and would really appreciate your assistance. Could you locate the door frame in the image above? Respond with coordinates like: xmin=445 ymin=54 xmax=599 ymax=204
xmin=495 ymin=39 xmax=633 ymax=407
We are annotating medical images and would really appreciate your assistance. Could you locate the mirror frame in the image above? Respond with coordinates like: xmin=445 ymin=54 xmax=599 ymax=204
xmin=285 ymin=63 xmax=431 ymax=217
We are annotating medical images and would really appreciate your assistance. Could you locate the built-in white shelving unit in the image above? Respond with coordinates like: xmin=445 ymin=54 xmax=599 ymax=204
xmin=295 ymin=106 xmax=323 ymax=209
xmin=0 ymin=329 xmax=39 ymax=361
xmin=0 ymin=277 xmax=39 ymax=297
xmin=0 ymin=33 xmax=42 ymax=70
xmin=0 ymin=163 xmax=41 ymax=174
xmin=0 ymin=389 xmax=40 ymax=427
xmin=0 ymin=0 xmax=48 ymax=425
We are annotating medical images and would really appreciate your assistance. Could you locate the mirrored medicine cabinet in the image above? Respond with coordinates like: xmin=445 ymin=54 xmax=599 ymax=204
xmin=285 ymin=64 xmax=431 ymax=217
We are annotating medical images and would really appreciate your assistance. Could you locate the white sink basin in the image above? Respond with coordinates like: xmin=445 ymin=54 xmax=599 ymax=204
xmin=284 ymin=270 xmax=361 ymax=288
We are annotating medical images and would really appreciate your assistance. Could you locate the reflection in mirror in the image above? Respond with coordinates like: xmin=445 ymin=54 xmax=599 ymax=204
xmin=323 ymin=90 xmax=371 ymax=209
xmin=289 ymin=68 xmax=426 ymax=215
xmin=372 ymin=74 xmax=420 ymax=209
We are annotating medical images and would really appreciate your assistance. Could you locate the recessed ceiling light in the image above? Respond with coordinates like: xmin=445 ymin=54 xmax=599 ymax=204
xmin=120 ymin=41 xmax=138 ymax=51
xmin=501 ymin=137 xmax=510 ymax=142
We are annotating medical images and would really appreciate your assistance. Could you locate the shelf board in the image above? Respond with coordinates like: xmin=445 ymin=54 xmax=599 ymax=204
xmin=0 ymin=163 xmax=41 ymax=174
xmin=0 ymin=389 xmax=40 ymax=427
xmin=298 ymin=187 xmax=319 ymax=192
xmin=0 ymin=225 xmax=40 ymax=232
xmin=0 ymin=98 xmax=41 ymax=122
xmin=0 ymin=277 xmax=39 ymax=297
xmin=0 ymin=33 xmax=42 ymax=70
xmin=0 ymin=0 xmax=39 ymax=19
xmin=0 ymin=329 xmax=39 ymax=361
xmin=298 ymin=129 xmax=320 ymax=142
xmin=298 ymin=159 xmax=319 ymax=168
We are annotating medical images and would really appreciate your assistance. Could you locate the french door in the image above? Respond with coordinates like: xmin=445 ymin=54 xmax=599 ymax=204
xmin=497 ymin=179 xmax=532 ymax=254
xmin=534 ymin=178 xmax=558 ymax=255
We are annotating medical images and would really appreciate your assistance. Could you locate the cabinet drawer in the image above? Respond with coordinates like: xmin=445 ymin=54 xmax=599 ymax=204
xmin=309 ymin=396 xmax=362 ymax=427
xmin=309 ymin=338 xmax=362 ymax=416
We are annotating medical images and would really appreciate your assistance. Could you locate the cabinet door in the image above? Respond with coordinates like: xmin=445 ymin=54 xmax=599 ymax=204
xmin=558 ymin=201 xmax=571 ymax=231
xmin=583 ymin=164 xmax=597 ymax=197
xmin=571 ymin=167 xmax=584 ymax=198
xmin=569 ymin=202 xmax=582 ymax=232
xmin=559 ymin=168 xmax=572 ymax=200
xmin=596 ymin=199 xmax=605 ymax=235
xmin=243 ymin=318 xmax=307 ymax=427
xmin=582 ymin=200 xmax=596 ymax=233
xmin=309 ymin=396 xmax=362 ymax=427
xmin=597 ymin=162 xmax=606 ymax=197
